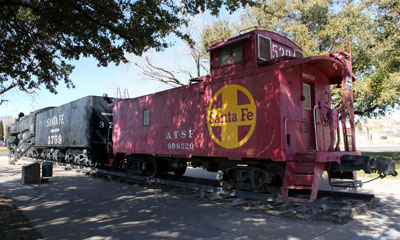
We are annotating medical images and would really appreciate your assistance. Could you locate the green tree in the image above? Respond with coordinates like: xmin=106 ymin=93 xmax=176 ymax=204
xmin=354 ymin=0 xmax=400 ymax=116
xmin=201 ymin=0 xmax=400 ymax=117
xmin=201 ymin=20 xmax=236 ymax=58
xmin=0 ymin=0 xmax=254 ymax=101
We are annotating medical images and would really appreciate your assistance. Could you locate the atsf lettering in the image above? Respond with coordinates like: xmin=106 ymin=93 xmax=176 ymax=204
xmin=165 ymin=129 xmax=196 ymax=150
xmin=165 ymin=129 xmax=195 ymax=140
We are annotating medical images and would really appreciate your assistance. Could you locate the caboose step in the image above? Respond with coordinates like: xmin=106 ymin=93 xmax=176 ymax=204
xmin=282 ymin=161 xmax=326 ymax=202
xmin=286 ymin=173 xmax=313 ymax=186
xmin=282 ymin=197 xmax=312 ymax=203
xmin=296 ymin=152 xmax=317 ymax=163
xmin=329 ymin=180 xmax=362 ymax=188
xmin=285 ymin=185 xmax=313 ymax=190
xmin=286 ymin=162 xmax=315 ymax=174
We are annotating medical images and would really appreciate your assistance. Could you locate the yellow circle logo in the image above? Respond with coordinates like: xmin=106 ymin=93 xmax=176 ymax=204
xmin=207 ymin=84 xmax=256 ymax=149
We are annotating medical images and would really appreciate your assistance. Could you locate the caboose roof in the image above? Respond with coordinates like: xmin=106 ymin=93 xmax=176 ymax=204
xmin=263 ymin=54 xmax=355 ymax=84
xmin=208 ymin=34 xmax=252 ymax=51
xmin=208 ymin=29 xmax=302 ymax=52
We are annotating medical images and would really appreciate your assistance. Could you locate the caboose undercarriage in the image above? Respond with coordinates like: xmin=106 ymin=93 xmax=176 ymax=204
xmin=107 ymin=151 xmax=397 ymax=202
xmin=111 ymin=153 xmax=287 ymax=194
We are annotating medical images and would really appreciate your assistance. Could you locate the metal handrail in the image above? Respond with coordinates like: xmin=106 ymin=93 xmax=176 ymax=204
xmin=284 ymin=118 xmax=304 ymax=149
xmin=313 ymin=105 xmax=340 ymax=152
xmin=313 ymin=105 xmax=320 ymax=151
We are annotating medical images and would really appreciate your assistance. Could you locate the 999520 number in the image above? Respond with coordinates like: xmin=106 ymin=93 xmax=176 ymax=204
xmin=167 ymin=142 xmax=194 ymax=150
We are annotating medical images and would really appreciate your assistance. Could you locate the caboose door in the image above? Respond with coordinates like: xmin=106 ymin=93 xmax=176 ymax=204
xmin=302 ymin=81 xmax=316 ymax=151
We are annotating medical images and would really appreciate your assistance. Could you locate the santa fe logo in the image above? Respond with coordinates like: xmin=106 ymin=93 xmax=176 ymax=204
xmin=207 ymin=84 xmax=257 ymax=149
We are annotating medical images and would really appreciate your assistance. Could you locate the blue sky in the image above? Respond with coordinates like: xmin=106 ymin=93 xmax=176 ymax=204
xmin=0 ymin=57 xmax=171 ymax=117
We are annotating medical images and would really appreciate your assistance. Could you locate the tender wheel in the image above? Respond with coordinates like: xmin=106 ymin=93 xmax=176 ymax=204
xmin=264 ymin=163 xmax=285 ymax=195
xmin=8 ymin=151 xmax=16 ymax=165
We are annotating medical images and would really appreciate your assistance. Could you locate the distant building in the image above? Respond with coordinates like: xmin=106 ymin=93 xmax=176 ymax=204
xmin=357 ymin=116 xmax=400 ymax=143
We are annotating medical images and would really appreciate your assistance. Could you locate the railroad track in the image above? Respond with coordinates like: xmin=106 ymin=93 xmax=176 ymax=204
xmin=22 ymin=158 xmax=380 ymax=224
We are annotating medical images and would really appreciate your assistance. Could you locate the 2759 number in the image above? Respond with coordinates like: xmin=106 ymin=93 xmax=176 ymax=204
xmin=48 ymin=135 xmax=62 ymax=145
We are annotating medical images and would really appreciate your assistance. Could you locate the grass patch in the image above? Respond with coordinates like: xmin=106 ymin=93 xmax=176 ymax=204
xmin=358 ymin=152 xmax=400 ymax=179
xmin=0 ymin=195 xmax=43 ymax=240
xmin=0 ymin=147 xmax=8 ymax=153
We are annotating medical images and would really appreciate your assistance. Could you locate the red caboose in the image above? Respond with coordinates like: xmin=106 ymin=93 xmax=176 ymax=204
xmin=110 ymin=29 xmax=396 ymax=201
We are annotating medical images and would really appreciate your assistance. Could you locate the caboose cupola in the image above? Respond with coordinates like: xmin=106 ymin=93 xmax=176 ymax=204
xmin=208 ymin=28 xmax=304 ymax=79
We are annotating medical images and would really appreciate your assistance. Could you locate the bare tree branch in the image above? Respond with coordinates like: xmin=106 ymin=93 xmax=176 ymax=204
xmin=134 ymin=35 xmax=210 ymax=87
xmin=134 ymin=56 xmax=185 ymax=87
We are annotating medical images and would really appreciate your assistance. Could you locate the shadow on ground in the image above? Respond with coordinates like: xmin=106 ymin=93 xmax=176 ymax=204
xmin=0 ymin=166 xmax=334 ymax=240
xmin=1 ymin=159 xmax=399 ymax=240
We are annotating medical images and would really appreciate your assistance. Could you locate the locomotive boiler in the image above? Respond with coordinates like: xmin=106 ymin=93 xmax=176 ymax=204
xmin=7 ymin=107 xmax=54 ymax=163
xmin=110 ymin=29 xmax=397 ymax=201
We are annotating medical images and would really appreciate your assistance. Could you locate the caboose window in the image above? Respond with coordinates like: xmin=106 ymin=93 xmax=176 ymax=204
xmin=258 ymin=35 xmax=271 ymax=61
xmin=220 ymin=43 xmax=243 ymax=66
xmin=295 ymin=50 xmax=304 ymax=58
xmin=231 ymin=43 xmax=243 ymax=63
xmin=303 ymin=84 xmax=311 ymax=110
xmin=143 ymin=109 xmax=150 ymax=126
xmin=220 ymin=46 xmax=230 ymax=65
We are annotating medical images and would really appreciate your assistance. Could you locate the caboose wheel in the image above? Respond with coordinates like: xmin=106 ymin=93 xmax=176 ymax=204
xmin=173 ymin=168 xmax=186 ymax=177
xmin=143 ymin=158 xmax=160 ymax=178
xmin=264 ymin=163 xmax=285 ymax=195
xmin=173 ymin=166 xmax=187 ymax=177
xmin=172 ymin=160 xmax=187 ymax=177
xmin=218 ymin=162 xmax=236 ymax=189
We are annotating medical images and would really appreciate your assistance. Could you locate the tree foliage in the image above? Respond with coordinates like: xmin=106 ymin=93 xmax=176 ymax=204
xmin=200 ymin=0 xmax=400 ymax=117
xmin=0 ymin=0 xmax=253 ymax=100
xmin=201 ymin=20 xmax=236 ymax=58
